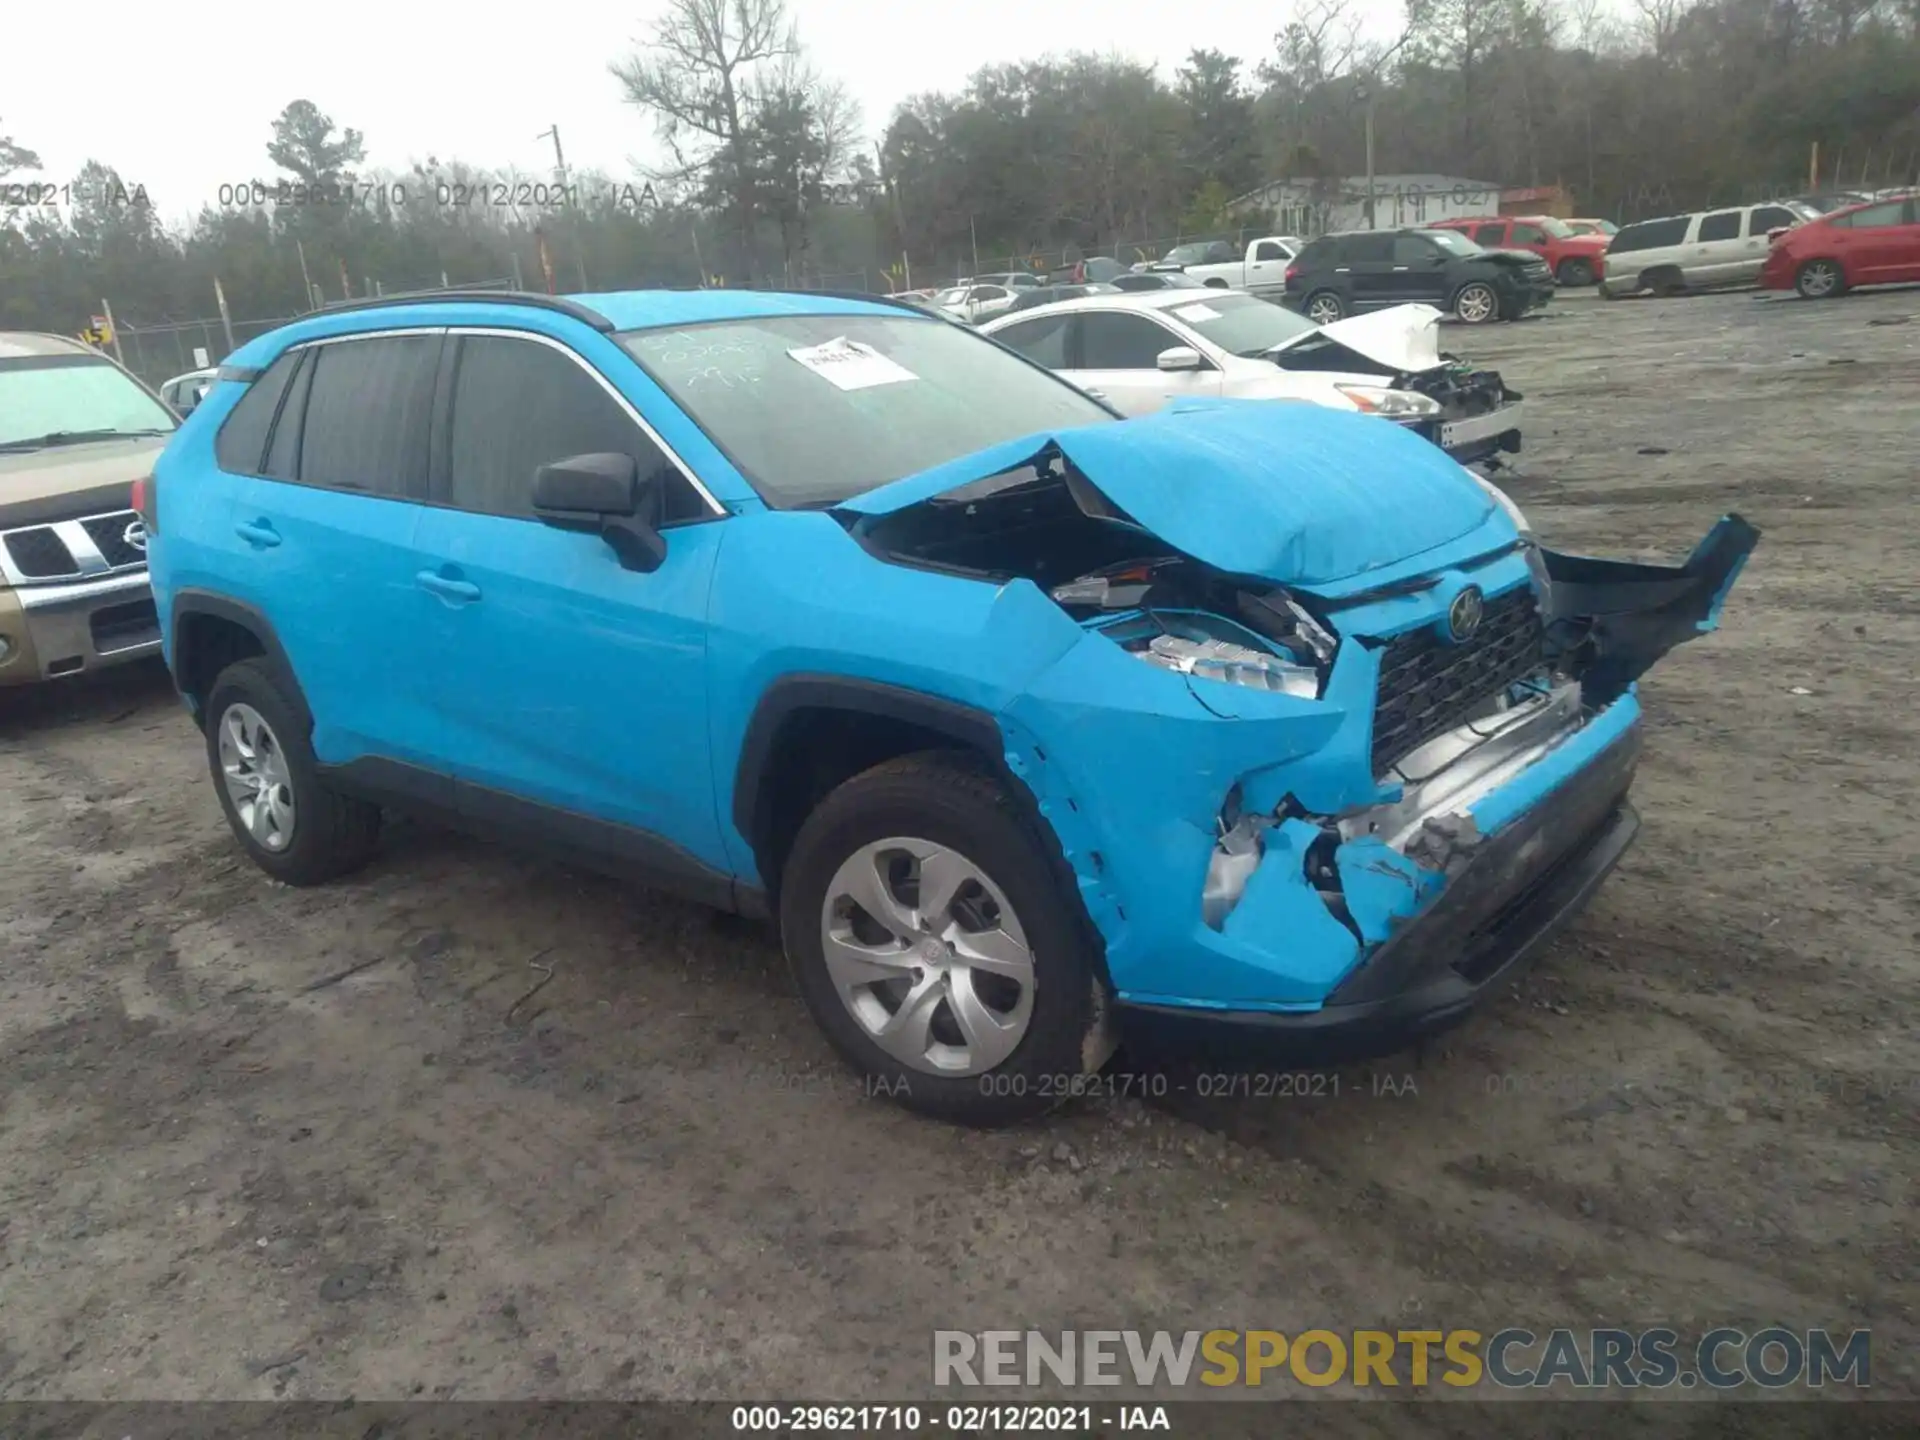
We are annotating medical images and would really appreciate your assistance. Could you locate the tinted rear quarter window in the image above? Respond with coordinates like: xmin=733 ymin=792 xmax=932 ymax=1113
xmin=213 ymin=351 xmax=299 ymax=474
xmin=444 ymin=334 xmax=699 ymax=522
xmin=1299 ymin=238 xmax=1343 ymax=267
xmin=1341 ymin=234 xmax=1392 ymax=263
xmin=990 ymin=314 xmax=1072 ymax=368
xmin=297 ymin=335 xmax=439 ymax=496
xmin=1611 ymin=217 xmax=1690 ymax=253
xmin=1473 ymin=223 xmax=1506 ymax=246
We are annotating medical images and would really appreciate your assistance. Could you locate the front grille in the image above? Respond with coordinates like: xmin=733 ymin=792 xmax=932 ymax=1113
xmin=80 ymin=511 xmax=146 ymax=568
xmin=1371 ymin=587 xmax=1547 ymax=774
xmin=3 ymin=527 xmax=79 ymax=578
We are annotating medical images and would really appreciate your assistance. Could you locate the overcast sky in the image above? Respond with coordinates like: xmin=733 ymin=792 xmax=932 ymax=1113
xmin=8 ymin=0 xmax=1404 ymax=227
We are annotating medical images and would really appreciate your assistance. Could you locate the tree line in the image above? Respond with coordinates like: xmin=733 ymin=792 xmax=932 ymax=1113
xmin=2 ymin=0 xmax=1916 ymax=347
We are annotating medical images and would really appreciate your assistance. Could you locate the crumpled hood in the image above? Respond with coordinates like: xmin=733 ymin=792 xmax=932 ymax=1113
xmin=1266 ymin=303 xmax=1447 ymax=375
xmin=837 ymin=398 xmax=1500 ymax=588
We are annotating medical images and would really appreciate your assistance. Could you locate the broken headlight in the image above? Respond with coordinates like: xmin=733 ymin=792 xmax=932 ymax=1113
xmin=1101 ymin=611 xmax=1323 ymax=699
xmin=1332 ymin=384 xmax=1441 ymax=419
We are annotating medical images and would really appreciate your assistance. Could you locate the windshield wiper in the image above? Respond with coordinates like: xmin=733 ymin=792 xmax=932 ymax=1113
xmin=0 ymin=427 xmax=173 ymax=452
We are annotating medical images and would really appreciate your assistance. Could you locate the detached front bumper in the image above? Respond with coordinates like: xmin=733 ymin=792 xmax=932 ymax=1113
xmin=1407 ymin=402 xmax=1524 ymax=467
xmin=0 ymin=570 xmax=161 ymax=685
xmin=1119 ymin=720 xmax=1642 ymax=1063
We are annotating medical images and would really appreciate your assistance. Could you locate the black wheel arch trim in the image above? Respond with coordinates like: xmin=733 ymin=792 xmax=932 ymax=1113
xmin=168 ymin=589 xmax=312 ymax=732
xmin=731 ymin=673 xmax=1006 ymax=858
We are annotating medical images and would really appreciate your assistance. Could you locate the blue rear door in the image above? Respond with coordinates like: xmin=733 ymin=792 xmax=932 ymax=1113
xmin=216 ymin=332 xmax=450 ymax=778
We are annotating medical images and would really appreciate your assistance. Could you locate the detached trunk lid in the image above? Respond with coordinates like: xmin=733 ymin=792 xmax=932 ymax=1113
xmin=835 ymin=398 xmax=1502 ymax=590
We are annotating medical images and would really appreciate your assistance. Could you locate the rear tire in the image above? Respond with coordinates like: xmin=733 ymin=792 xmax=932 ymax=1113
xmin=204 ymin=659 xmax=381 ymax=885
xmin=1794 ymin=258 xmax=1845 ymax=300
xmin=1303 ymin=289 xmax=1346 ymax=325
xmin=1556 ymin=258 xmax=1594 ymax=287
xmin=1642 ymin=268 xmax=1686 ymax=298
xmin=779 ymin=753 xmax=1113 ymax=1126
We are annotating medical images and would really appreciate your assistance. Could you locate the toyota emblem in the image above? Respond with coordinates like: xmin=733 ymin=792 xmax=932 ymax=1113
xmin=123 ymin=519 xmax=148 ymax=553
xmin=1447 ymin=585 xmax=1484 ymax=643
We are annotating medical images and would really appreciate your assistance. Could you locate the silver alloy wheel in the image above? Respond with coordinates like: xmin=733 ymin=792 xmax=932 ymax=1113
xmin=1455 ymin=283 xmax=1498 ymax=323
xmin=1306 ymin=293 xmax=1343 ymax=325
xmin=819 ymin=837 xmax=1036 ymax=1076
xmin=1798 ymin=261 xmax=1840 ymax=298
xmin=217 ymin=702 xmax=296 ymax=852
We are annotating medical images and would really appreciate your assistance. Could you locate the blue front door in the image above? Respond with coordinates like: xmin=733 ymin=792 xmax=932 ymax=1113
xmin=411 ymin=330 xmax=731 ymax=876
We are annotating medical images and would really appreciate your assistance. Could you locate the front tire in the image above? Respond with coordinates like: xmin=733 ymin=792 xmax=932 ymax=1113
xmin=1795 ymin=258 xmax=1845 ymax=300
xmin=1453 ymin=280 xmax=1500 ymax=324
xmin=1556 ymin=258 xmax=1594 ymax=287
xmin=779 ymin=753 xmax=1112 ymax=1126
xmin=204 ymin=659 xmax=381 ymax=885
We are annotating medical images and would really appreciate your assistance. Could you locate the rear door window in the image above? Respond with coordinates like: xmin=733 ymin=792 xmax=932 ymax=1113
xmin=296 ymin=335 xmax=439 ymax=497
xmin=1341 ymin=234 xmax=1393 ymax=263
xmin=1077 ymin=312 xmax=1179 ymax=369
xmin=1510 ymin=223 xmax=1547 ymax=245
xmin=1697 ymin=211 xmax=1741 ymax=242
xmin=1472 ymin=223 xmax=1507 ymax=246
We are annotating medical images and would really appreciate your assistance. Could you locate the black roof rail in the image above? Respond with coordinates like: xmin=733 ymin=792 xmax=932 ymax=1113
xmin=313 ymin=289 xmax=615 ymax=332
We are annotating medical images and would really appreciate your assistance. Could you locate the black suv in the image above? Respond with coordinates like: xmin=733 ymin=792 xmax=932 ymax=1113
xmin=1283 ymin=228 xmax=1555 ymax=326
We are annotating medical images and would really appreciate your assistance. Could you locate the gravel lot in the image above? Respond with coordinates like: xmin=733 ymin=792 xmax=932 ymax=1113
xmin=2 ymin=285 xmax=1915 ymax=1418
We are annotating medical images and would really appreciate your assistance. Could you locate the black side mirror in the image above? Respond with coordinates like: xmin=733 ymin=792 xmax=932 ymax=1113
xmin=532 ymin=452 xmax=667 ymax=573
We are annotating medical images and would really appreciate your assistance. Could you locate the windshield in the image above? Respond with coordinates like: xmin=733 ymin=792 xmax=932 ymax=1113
xmin=1425 ymin=229 xmax=1482 ymax=257
xmin=1162 ymin=292 xmax=1320 ymax=357
xmin=0 ymin=354 xmax=178 ymax=448
xmin=620 ymin=314 xmax=1114 ymax=508
xmin=1537 ymin=216 xmax=1575 ymax=238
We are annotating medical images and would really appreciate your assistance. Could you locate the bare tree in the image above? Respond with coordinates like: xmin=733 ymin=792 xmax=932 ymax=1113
xmin=611 ymin=0 xmax=799 ymax=279
xmin=1633 ymin=0 xmax=1694 ymax=59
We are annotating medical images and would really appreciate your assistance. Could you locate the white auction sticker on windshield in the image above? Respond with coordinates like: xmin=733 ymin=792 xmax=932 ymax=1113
xmin=1173 ymin=303 xmax=1222 ymax=322
xmin=785 ymin=336 xmax=918 ymax=391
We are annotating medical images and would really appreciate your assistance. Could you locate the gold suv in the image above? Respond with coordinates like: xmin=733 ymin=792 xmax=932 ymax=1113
xmin=1 ymin=333 xmax=177 ymax=685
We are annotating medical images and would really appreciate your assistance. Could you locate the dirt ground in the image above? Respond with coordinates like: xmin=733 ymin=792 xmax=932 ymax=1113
xmin=1 ymin=284 xmax=1915 ymax=1418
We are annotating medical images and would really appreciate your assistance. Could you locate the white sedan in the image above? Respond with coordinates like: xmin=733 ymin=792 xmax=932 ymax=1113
xmin=980 ymin=289 xmax=1525 ymax=467
xmin=930 ymin=282 xmax=1020 ymax=324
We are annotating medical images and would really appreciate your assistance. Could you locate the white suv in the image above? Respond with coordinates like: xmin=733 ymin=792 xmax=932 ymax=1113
xmin=1600 ymin=201 xmax=1820 ymax=298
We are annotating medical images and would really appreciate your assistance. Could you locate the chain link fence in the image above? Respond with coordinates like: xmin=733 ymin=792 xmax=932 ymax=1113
xmin=110 ymin=276 xmax=519 ymax=388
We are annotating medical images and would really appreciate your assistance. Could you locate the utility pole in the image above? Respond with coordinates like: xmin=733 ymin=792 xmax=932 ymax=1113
xmin=1358 ymin=83 xmax=1377 ymax=229
xmin=538 ymin=124 xmax=590 ymax=292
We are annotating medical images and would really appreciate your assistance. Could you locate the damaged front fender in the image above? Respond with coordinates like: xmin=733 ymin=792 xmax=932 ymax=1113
xmin=1541 ymin=513 xmax=1760 ymax=700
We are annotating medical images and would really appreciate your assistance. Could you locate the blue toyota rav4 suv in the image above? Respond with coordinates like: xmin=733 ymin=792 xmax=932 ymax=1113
xmin=143 ymin=287 xmax=1756 ymax=1125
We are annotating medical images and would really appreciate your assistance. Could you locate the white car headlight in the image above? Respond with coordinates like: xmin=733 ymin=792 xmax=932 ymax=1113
xmin=1332 ymin=383 xmax=1441 ymax=419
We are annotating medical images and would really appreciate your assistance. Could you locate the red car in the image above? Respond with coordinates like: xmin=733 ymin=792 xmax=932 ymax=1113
xmin=1760 ymin=194 xmax=1920 ymax=299
xmin=1427 ymin=215 xmax=1610 ymax=287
